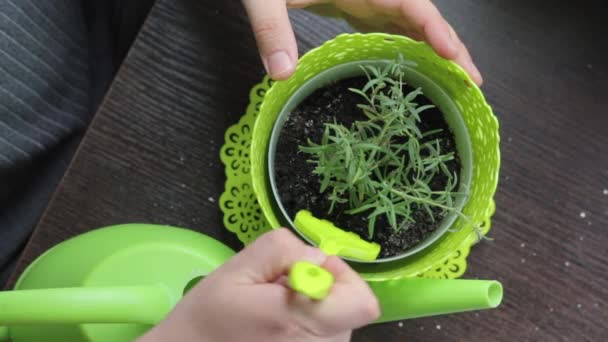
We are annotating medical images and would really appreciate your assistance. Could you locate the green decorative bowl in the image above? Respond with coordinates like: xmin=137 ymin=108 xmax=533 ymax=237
xmin=250 ymin=33 xmax=500 ymax=280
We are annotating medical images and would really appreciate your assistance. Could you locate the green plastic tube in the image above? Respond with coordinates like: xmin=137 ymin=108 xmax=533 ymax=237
xmin=369 ymin=278 xmax=503 ymax=322
xmin=0 ymin=285 xmax=172 ymax=325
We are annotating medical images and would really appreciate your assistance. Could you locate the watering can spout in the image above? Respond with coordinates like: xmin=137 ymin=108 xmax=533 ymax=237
xmin=369 ymin=278 xmax=503 ymax=322
xmin=0 ymin=285 xmax=172 ymax=327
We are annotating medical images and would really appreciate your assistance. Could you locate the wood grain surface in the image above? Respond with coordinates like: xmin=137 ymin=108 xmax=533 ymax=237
xmin=7 ymin=0 xmax=608 ymax=340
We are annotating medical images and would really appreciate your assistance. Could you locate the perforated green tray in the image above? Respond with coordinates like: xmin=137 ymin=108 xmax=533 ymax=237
xmin=222 ymin=33 xmax=500 ymax=281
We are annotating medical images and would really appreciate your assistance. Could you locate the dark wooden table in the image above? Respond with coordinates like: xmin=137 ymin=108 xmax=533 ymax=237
xmin=7 ymin=0 xmax=608 ymax=340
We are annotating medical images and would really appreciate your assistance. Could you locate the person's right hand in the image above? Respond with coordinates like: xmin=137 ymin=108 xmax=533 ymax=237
xmin=139 ymin=228 xmax=380 ymax=342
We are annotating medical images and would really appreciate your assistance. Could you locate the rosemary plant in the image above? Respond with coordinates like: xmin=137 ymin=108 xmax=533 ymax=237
xmin=299 ymin=60 xmax=460 ymax=239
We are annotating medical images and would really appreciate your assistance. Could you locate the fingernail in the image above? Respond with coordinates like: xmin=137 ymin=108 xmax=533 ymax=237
xmin=469 ymin=60 xmax=483 ymax=85
xmin=304 ymin=246 xmax=327 ymax=265
xmin=444 ymin=24 xmax=458 ymax=56
xmin=264 ymin=51 xmax=294 ymax=80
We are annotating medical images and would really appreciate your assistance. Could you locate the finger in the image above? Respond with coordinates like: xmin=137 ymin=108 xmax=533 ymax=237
xmin=332 ymin=0 xmax=379 ymax=19
xmin=286 ymin=0 xmax=330 ymax=10
xmin=384 ymin=22 xmax=424 ymax=40
xmin=321 ymin=256 xmax=381 ymax=328
xmin=274 ymin=274 xmax=290 ymax=288
xmin=364 ymin=1 xmax=455 ymax=53
xmin=390 ymin=18 xmax=482 ymax=85
xmin=371 ymin=0 xmax=457 ymax=59
xmin=383 ymin=1 xmax=482 ymax=85
xmin=374 ymin=3 xmax=482 ymax=84
xmin=343 ymin=13 xmax=392 ymax=33
xmin=446 ymin=24 xmax=483 ymax=85
xmin=222 ymin=228 xmax=328 ymax=283
xmin=231 ymin=283 xmax=354 ymax=339
xmin=242 ymin=0 xmax=298 ymax=80
xmin=289 ymin=256 xmax=380 ymax=334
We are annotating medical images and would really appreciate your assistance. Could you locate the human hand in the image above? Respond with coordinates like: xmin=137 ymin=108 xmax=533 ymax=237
xmin=138 ymin=228 xmax=380 ymax=342
xmin=242 ymin=0 xmax=482 ymax=85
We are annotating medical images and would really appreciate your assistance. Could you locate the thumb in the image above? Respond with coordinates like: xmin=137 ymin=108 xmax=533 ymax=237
xmin=242 ymin=0 xmax=298 ymax=80
xmin=221 ymin=228 xmax=327 ymax=283
xmin=290 ymin=256 xmax=380 ymax=334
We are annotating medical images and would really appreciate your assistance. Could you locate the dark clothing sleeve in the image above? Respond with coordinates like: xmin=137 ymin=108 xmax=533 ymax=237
xmin=0 ymin=0 xmax=153 ymax=285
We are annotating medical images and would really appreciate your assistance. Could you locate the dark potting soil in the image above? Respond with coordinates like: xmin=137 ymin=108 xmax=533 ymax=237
xmin=275 ymin=76 xmax=461 ymax=258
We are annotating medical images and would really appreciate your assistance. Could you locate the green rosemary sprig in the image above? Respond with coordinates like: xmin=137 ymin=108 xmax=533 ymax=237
xmin=299 ymin=59 xmax=461 ymax=239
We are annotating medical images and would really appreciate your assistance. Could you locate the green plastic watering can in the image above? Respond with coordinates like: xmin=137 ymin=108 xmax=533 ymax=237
xmin=0 ymin=224 xmax=502 ymax=342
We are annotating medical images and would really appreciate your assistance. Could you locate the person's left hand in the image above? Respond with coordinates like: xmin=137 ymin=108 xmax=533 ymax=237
xmin=241 ymin=0 xmax=482 ymax=85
